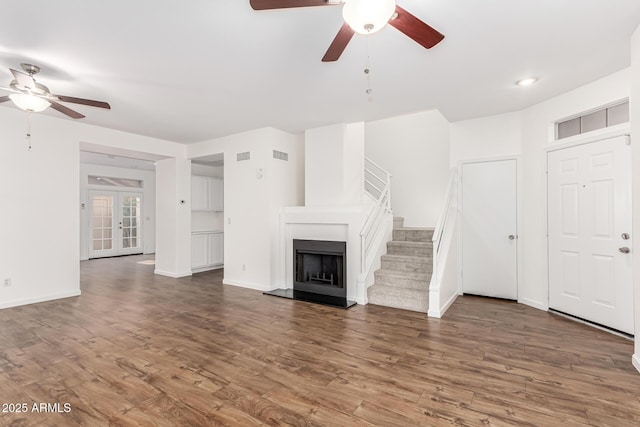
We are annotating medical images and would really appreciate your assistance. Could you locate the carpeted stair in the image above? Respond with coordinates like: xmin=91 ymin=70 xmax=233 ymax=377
xmin=367 ymin=216 xmax=433 ymax=312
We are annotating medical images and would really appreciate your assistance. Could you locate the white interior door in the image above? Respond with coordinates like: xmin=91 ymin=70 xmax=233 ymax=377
xmin=547 ymin=136 xmax=633 ymax=334
xmin=89 ymin=191 xmax=143 ymax=258
xmin=462 ymin=159 xmax=518 ymax=299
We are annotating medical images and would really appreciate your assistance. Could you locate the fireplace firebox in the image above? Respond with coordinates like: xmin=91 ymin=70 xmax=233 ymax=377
xmin=263 ymin=239 xmax=356 ymax=309
xmin=293 ymin=239 xmax=345 ymax=298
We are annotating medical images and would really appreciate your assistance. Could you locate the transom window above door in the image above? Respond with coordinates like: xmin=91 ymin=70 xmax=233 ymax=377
xmin=88 ymin=175 xmax=142 ymax=188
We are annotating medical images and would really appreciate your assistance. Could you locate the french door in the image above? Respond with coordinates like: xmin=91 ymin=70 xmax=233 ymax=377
xmin=89 ymin=191 xmax=143 ymax=258
xmin=547 ymin=135 xmax=633 ymax=334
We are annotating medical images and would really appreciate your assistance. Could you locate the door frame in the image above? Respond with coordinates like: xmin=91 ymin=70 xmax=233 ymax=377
xmin=88 ymin=189 xmax=144 ymax=259
xmin=544 ymin=125 xmax=632 ymax=311
xmin=457 ymin=155 xmax=523 ymax=300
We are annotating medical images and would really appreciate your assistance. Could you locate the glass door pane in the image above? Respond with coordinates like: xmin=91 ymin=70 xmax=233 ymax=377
xmin=120 ymin=194 xmax=142 ymax=253
xmin=89 ymin=192 xmax=116 ymax=258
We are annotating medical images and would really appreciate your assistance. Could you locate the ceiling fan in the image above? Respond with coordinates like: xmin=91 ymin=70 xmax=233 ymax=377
xmin=0 ymin=63 xmax=110 ymax=119
xmin=250 ymin=0 xmax=445 ymax=62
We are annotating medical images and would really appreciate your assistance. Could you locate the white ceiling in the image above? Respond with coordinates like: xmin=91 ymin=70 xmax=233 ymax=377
xmin=1 ymin=0 xmax=639 ymax=144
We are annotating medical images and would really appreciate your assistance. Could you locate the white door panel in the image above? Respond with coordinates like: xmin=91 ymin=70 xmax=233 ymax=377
xmin=461 ymin=159 xmax=518 ymax=299
xmin=548 ymin=136 xmax=633 ymax=334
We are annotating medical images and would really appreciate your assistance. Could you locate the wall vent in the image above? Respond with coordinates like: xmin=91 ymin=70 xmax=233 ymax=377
xmin=273 ymin=150 xmax=289 ymax=161
xmin=236 ymin=151 xmax=250 ymax=161
xmin=556 ymin=100 xmax=629 ymax=140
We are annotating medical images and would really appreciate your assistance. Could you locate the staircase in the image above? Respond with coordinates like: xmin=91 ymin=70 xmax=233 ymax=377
xmin=367 ymin=216 xmax=433 ymax=312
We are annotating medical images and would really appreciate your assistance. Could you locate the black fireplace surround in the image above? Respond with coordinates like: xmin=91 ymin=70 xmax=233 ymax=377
xmin=263 ymin=239 xmax=356 ymax=309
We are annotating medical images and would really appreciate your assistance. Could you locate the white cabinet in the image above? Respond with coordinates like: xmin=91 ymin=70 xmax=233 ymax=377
xmin=191 ymin=176 xmax=223 ymax=211
xmin=191 ymin=231 xmax=224 ymax=271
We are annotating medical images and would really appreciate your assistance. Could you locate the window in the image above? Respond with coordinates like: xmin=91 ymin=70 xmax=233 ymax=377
xmin=556 ymin=101 xmax=629 ymax=140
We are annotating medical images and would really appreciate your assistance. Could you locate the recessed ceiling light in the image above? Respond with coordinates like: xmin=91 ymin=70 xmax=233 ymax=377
xmin=517 ymin=77 xmax=538 ymax=87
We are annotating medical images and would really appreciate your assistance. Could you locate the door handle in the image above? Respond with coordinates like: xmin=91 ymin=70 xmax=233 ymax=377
xmin=508 ymin=235 xmax=516 ymax=240
xmin=619 ymin=247 xmax=630 ymax=254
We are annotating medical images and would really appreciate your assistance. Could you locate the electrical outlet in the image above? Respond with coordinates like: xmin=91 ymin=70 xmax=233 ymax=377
xmin=3 ymin=278 xmax=11 ymax=287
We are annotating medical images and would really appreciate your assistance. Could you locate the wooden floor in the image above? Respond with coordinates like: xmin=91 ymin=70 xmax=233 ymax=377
xmin=0 ymin=255 xmax=639 ymax=426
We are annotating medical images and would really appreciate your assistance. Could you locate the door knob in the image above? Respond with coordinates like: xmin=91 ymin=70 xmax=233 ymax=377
xmin=619 ymin=247 xmax=630 ymax=254
xmin=622 ymin=233 xmax=630 ymax=240
xmin=508 ymin=235 xmax=516 ymax=240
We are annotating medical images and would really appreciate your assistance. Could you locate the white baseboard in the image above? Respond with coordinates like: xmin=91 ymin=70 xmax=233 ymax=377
xmin=428 ymin=292 xmax=458 ymax=318
xmin=0 ymin=290 xmax=81 ymax=310
xmin=633 ymin=354 xmax=640 ymax=374
xmin=222 ymin=279 xmax=269 ymax=292
xmin=519 ymin=297 xmax=548 ymax=312
xmin=154 ymin=269 xmax=192 ymax=278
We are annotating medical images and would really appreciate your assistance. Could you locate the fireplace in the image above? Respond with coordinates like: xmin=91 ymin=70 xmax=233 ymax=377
xmin=293 ymin=239 xmax=346 ymax=299
xmin=263 ymin=238 xmax=356 ymax=308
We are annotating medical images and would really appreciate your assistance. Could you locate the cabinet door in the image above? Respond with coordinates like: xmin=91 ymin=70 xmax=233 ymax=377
xmin=191 ymin=176 xmax=208 ymax=211
xmin=191 ymin=234 xmax=209 ymax=269
xmin=209 ymin=178 xmax=224 ymax=211
xmin=209 ymin=233 xmax=224 ymax=265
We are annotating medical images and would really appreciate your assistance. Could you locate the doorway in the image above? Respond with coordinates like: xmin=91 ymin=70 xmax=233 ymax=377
xmin=89 ymin=190 xmax=143 ymax=259
xmin=547 ymin=135 xmax=633 ymax=334
xmin=461 ymin=158 xmax=518 ymax=299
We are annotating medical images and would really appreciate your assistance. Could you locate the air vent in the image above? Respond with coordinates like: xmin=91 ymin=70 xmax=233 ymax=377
xmin=236 ymin=152 xmax=250 ymax=161
xmin=556 ymin=101 xmax=629 ymax=140
xmin=273 ymin=150 xmax=289 ymax=161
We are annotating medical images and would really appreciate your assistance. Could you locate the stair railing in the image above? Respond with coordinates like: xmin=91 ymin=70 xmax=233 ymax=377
xmin=428 ymin=167 xmax=459 ymax=317
xmin=361 ymin=157 xmax=392 ymax=275
xmin=432 ymin=168 xmax=457 ymax=255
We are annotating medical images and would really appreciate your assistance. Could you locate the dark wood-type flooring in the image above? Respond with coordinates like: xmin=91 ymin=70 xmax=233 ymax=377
xmin=1 ymin=255 xmax=639 ymax=426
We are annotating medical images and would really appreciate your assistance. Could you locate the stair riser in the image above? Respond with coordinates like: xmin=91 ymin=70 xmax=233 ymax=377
xmin=387 ymin=243 xmax=433 ymax=257
xmin=381 ymin=260 xmax=433 ymax=273
xmin=393 ymin=229 xmax=434 ymax=242
xmin=373 ymin=273 xmax=430 ymax=289
xmin=393 ymin=217 xmax=405 ymax=229
xmin=367 ymin=288 xmax=428 ymax=312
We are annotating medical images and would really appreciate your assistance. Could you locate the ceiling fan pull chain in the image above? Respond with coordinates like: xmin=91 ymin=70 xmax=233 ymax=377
xmin=25 ymin=111 xmax=32 ymax=151
xmin=364 ymin=34 xmax=373 ymax=101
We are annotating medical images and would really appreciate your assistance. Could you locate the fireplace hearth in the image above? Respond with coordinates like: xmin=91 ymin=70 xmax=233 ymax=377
xmin=264 ymin=239 xmax=356 ymax=309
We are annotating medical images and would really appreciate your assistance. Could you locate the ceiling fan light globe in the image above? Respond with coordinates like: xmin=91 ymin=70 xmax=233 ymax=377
xmin=343 ymin=0 xmax=396 ymax=35
xmin=9 ymin=93 xmax=51 ymax=112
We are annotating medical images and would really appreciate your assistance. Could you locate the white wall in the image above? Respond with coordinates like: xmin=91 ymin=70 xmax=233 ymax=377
xmin=0 ymin=106 xmax=185 ymax=309
xmin=187 ymin=127 xmax=305 ymax=290
xmin=450 ymin=111 xmax=523 ymax=165
xmin=305 ymin=123 xmax=364 ymax=207
xmin=630 ymin=26 xmax=640 ymax=371
xmin=154 ymin=158 xmax=192 ymax=278
xmin=79 ymin=163 xmax=156 ymax=260
xmin=0 ymin=109 xmax=80 ymax=308
xmin=365 ymin=110 xmax=450 ymax=227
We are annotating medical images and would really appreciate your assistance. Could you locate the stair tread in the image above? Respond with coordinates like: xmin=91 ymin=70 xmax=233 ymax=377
xmin=382 ymin=253 xmax=432 ymax=262
xmin=375 ymin=269 xmax=431 ymax=280
xmin=388 ymin=240 xmax=431 ymax=247
xmin=394 ymin=227 xmax=435 ymax=231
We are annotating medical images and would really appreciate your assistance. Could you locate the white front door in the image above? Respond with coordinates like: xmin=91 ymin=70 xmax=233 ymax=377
xmin=89 ymin=191 xmax=143 ymax=258
xmin=461 ymin=159 xmax=518 ymax=299
xmin=547 ymin=136 xmax=633 ymax=334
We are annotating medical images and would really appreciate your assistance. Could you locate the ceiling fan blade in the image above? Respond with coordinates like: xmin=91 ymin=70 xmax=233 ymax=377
xmin=0 ymin=86 xmax=18 ymax=93
xmin=0 ymin=95 xmax=10 ymax=103
xmin=250 ymin=0 xmax=335 ymax=10
xmin=54 ymin=95 xmax=111 ymax=110
xmin=388 ymin=5 xmax=444 ymax=49
xmin=322 ymin=23 xmax=355 ymax=62
xmin=10 ymin=68 xmax=36 ymax=90
xmin=50 ymin=101 xmax=85 ymax=119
